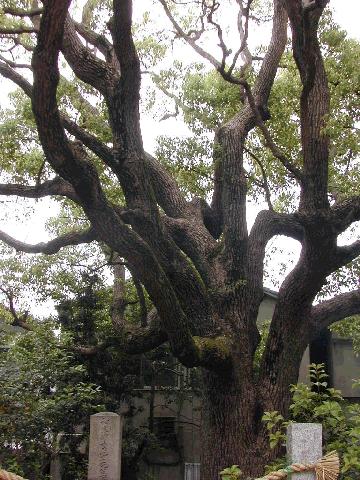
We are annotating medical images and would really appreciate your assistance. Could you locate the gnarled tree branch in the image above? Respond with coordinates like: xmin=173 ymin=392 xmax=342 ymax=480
xmin=0 ymin=287 xmax=32 ymax=331
xmin=0 ymin=26 xmax=37 ymax=35
xmin=62 ymin=15 xmax=119 ymax=95
xmin=0 ymin=227 xmax=97 ymax=255
xmin=2 ymin=7 xmax=43 ymax=18
xmin=29 ymin=0 xmax=222 ymax=369
xmin=311 ymin=289 xmax=360 ymax=334
xmin=0 ymin=177 xmax=79 ymax=203
xmin=333 ymin=240 xmax=360 ymax=271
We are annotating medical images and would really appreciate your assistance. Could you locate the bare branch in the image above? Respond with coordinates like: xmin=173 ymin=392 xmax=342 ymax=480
xmin=148 ymin=71 xmax=189 ymax=115
xmin=0 ymin=60 xmax=199 ymax=266
xmin=244 ymin=146 xmax=273 ymax=210
xmin=243 ymin=83 xmax=303 ymax=180
xmin=285 ymin=0 xmax=330 ymax=210
xmin=62 ymin=15 xmax=118 ymax=95
xmin=162 ymin=214 xmax=218 ymax=285
xmin=31 ymin=0 xmax=211 ymax=368
xmin=13 ymin=36 xmax=35 ymax=52
xmin=69 ymin=309 xmax=168 ymax=357
xmin=145 ymin=153 xmax=189 ymax=218
xmin=330 ymin=196 xmax=360 ymax=233
xmin=0 ymin=26 xmax=37 ymax=35
xmin=218 ymin=0 xmax=288 ymax=281
xmin=0 ymin=58 xmax=192 ymax=224
xmin=0 ymin=54 xmax=32 ymax=70
xmin=159 ymin=0 xmax=271 ymax=95
xmin=2 ymin=7 xmax=43 ymax=18
xmin=0 ymin=227 xmax=97 ymax=255
xmin=73 ymin=21 xmax=117 ymax=67
xmin=35 ymin=159 xmax=46 ymax=186
xmin=205 ymin=1 xmax=231 ymax=71
xmin=0 ymin=59 xmax=32 ymax=96
xmin=31 ymin=0 xmax=111 ymax=209
xmin=158 ymin=0 xmax=225 ymax=73
xmin=229 ymin=0 xmax=253 ymax=75
xmin=0 ymin=287 xmax=32 ymax=331
xmin=159 ymin=0 xmax=257 ymax=86
xmin=334 ymin=240 xmax=360 ymax=270
xmin=248 ymin=209 xmax=304 ymax=285
xmin=111 ymin=0 xmax=143 ymax=158
xmin=134 ymin=277 xmax=148 ymax=327
xmin=0 ymin=177 xmax=80 ymax=203
xmin=60 ymin=115 xmax=116 ymax=167
xmin=311 ymin=289 xmax=360 ymax=334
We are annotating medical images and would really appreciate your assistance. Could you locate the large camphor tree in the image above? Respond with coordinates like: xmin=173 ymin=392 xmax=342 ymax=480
xmin=0 ymin=0 xmax=359 ymax=477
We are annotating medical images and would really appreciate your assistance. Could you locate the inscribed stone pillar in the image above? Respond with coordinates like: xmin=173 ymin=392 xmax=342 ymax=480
xmin=50 ymin=455 xmax=62 ymax=480
xmin=287 ymin=423 xmax=322 ymax=480
xmin=88 ymin=412 xmax=122 ymax=480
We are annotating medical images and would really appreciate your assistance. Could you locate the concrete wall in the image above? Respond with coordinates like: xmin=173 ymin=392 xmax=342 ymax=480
xmin=257 ymin=294 xmax=311 ymax=384
xmin=331 ymin=336 xmax=360 ymax=398
xmin=257 ymin=294 xmax=277 ymax=324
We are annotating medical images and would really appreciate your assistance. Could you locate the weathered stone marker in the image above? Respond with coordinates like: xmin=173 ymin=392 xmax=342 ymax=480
xmin=287 ymin=423 xmax=322 ymax=480
xmin=88 ymin=412 xmax=122 ymax=480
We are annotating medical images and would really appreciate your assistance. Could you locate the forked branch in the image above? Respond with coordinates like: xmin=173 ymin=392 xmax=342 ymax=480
xmin=243 ymin=83 xmax=303 ymax=180
xmin=0 ymin=287 xmax=31 ymax=331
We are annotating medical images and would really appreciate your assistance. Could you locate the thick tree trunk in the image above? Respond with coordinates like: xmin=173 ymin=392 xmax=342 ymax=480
xmin=199 ymin=362 xmax=295 ymax=479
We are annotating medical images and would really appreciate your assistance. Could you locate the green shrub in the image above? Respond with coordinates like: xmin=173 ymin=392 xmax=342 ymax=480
xmin=263 ymin=364 xmax=360 ymax=480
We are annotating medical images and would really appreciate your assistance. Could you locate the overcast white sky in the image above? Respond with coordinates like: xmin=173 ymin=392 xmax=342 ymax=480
xmin=0 ymin=0 xmax=359 ymax=311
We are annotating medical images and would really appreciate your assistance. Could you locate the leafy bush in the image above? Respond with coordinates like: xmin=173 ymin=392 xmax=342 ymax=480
xmin=0 ymin=321 xmax=104 ymax=479
xmin=263 ymin=364 xmax=360 ymax=480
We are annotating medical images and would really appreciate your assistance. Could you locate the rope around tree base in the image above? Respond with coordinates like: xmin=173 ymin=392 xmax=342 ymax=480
xmin=256 ymin=451 xmax=339 ymax=480
xmin=0 ymin=471 xmax=27 ymax=480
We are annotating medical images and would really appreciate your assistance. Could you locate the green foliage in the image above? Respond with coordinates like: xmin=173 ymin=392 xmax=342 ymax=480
xmin=262 ymin=411 xmax=287 ymax=449
xmin=0 ymin=321 xmax=104 ymax=479
xmin=156 ymin=134 xmax=213 ymax=197
xmin=219 ymin=464 xmax=243 ymax=480
xmin=331 ymin=316 xmax=360 ymax=355
xmin=150 ymin=9 xmax=360 ymax=211
xmin=80 ymin=0 xmax=111 ymax=33
xmin=253 ymin=320 xmax=271 ymax=372
xmin=0 ymin=277 xmax=193 ymax=479
xmin=134 ymin=11 xmax=168 ymax=69
xmin=262 ymin=364 xmax=360 ymax=480
xmin=0 ymin=91 xmax=44 ymax=183
xmin=0 ymin=239 xmax=110 ymax=309
xmin=182 ymin=68 xmax=243 ymax=132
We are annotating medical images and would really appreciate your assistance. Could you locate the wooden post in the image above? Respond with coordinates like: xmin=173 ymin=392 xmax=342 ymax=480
xmin=287 ymin=423 xmax=322 ymax=480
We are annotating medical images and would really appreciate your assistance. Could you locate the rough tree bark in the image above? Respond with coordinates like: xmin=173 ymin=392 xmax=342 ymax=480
xmin=0 ymin=0 xmax=359 ymax=478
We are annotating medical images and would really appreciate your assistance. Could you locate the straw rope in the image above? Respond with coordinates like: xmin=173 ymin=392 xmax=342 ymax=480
xmin=0 ymin=470 xmax=27 ymax=480
xmin=257 ymin=451 xmax=339 ymax=480
xmin=0 ymin=451 xmax=340 ymax=480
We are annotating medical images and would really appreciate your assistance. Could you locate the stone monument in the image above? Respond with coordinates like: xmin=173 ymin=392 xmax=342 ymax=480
xmin=287 ymin=423 xmax=322 ymax=480
xmin=88 ymin=412 xmax=122 ymax=480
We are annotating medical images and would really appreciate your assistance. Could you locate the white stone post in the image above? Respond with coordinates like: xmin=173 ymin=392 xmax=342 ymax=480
xmin=286 ymin=423 xmax=322 ymax=480
xmin=88 ymin=412 xmax=122 ymax=480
